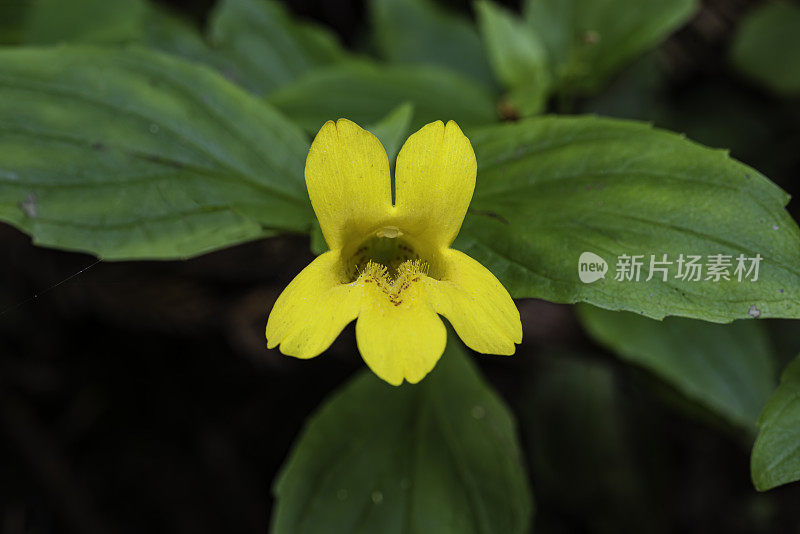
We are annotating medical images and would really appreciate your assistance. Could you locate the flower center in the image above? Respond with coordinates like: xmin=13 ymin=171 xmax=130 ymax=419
xmin=347 ymin=234 xmax=423 ymax=282
xmin=357 ymin=259 xmax=428 ymax=307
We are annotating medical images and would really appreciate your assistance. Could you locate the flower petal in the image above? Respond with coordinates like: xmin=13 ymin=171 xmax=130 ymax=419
xmin=427 ymin=248 xmax=521 ymax=355
xmin=306 ymin=119 xmax=393 ymax=252
xmin=394 ymin=120 xmax=477 ymax=249
xmin=355 ymin=282 xmax=447 ymax=386
xmin=266 ymin=251 xmax=361 ymax=358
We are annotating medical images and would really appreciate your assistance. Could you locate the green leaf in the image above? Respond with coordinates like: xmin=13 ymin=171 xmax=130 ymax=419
xmin=730 ymin=1 xmax=800 ymax=97
xmin=25 ymin=0 xmax=149 ymax=45
xmin=209 ymin=0 xmax=348 ymax=96
xmin=475 ymin=0 xmax=550 ymax=116
xmin=272 ymin=339 xmax=533 ymax=534
xmin=578 ymin=305 xmax=776 ymax=430
xmin=267 ymin=60 xmax=497 ymax=134
xmin=369 ymin=0 xmax=494 ymax=87
xmin=752 ymin=354 xmax=800 ymax=491
xmin=523 ymin=0 xmax=697 ymax=95
xmin=456 ymin=115 xmax=800 ymax=322
xmin=0 ymin=46 xmax=312 ymax=260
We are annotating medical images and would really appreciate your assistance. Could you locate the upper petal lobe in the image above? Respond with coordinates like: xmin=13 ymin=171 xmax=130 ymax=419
xmin=394 ymin=120 xmax=477 ymax=249
xmin=306 ymin=119 xmax=393 ymax=252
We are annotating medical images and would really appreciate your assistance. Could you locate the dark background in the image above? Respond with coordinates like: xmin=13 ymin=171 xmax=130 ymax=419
xmin=2 ymin=0 xmax=800 ymax=532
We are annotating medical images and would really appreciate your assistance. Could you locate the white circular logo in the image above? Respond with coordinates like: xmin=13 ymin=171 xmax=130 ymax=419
xmin=578 ymin=252 xmax=608 ymax=283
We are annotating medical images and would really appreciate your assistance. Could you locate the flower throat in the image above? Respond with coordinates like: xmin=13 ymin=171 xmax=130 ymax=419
xmin=347 ymin=235 xmax=427 ymax=282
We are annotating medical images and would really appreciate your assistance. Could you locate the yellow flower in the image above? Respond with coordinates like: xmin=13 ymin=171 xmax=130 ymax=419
xmin=266 ymin=119 xmax=522 ymax=385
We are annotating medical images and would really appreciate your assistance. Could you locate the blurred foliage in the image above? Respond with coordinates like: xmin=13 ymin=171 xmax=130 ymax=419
xmin=0 ymin=0 xmax=26 ymax=44
xmin=370 ymin=0 xmax=494 ymax=87
xmin=520 ymin=354 xmax=661 ymax=534
xmin=25 ymin=0 xmax=149 ymax=44
xmin=731 ymin=1 xmax=800 ymax=97
xmin=578 ymin=306 xmax=776 ymax=431
xmin=209 ymin=0 xmax=349 ymax=95
xmin=519 ymin=350 xmax=795 ymax=534
xmin=475 ymin=0 xmax=550 ymax=115
xmin=522 ymin=0 xmax=697 ymax=100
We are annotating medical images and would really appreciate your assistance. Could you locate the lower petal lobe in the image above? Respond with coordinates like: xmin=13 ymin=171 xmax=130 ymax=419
xmin=266 ymin=251 xmax=361 ymax=358
xmin=427 ymin=248 xmax=521 ymax=355
xmin=355 ymin=278 xmax=447 ymax=385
